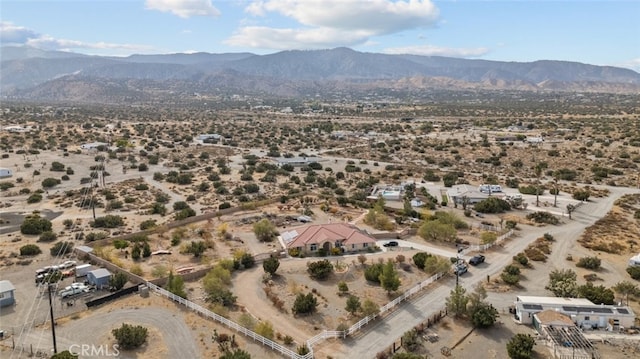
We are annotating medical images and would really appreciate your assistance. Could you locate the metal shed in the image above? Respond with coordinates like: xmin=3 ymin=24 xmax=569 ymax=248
xmin=0 ymin=280 xmax=16 ymax=307
xmin=87 ymin=268 xmax=112 ymax=289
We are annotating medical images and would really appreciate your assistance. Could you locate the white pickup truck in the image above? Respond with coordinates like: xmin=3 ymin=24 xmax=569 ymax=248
xmin=59 ymin=284 xmax=89 ymax=298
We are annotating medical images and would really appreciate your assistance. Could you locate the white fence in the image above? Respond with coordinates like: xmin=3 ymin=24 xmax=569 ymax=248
xmin=146 ymin=282 xmax=312 ymax=359
xmin=463 ymin=229 xmax=514 ymax=254
xmin=148 ymin=269 xmax=447 ymax=358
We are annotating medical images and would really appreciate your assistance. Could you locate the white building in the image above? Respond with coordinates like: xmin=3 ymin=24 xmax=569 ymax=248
xmin=80 ymin=142 xmax=109 ymax=150
xmin=0 ymin=168 xmax=13 ymax=178
xmin=514 ymin=295 xmax=635 ymax=329
xmin=447 ymin=184 xmax=488 ymax=205
xmin=628 ymin=253 xmax=640 ymax=267
xmin=197 ymin=134 xmax=222 ymax=141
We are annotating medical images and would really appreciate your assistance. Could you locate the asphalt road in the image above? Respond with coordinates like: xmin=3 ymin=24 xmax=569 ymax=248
xmin=334 ymin=185 xmax=638 ymax=357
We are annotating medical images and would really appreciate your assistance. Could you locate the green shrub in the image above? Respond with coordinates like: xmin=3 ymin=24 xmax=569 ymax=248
xmin=50 ymin=241 xmax=74 ymax=256
xmin=38 ymin=231 xmax=58 ymax=242
xmin=627 ymin=266 xmax=640 ymax=280
xmin=20 ymin=214 xmax=52 ymax=235
xmin=111 ymin=323 xmax=148 ymax=350
xmin=576 ymin=256 xmax=601 ymax=270
xmin=20 ymin=244 xmax=42 ymax=256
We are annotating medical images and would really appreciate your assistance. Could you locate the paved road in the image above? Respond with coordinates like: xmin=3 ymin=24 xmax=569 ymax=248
xmin=10 ymin=307 xmax=200 ymax=359
xmin=334 ymin=185 xmax=638 ymax=357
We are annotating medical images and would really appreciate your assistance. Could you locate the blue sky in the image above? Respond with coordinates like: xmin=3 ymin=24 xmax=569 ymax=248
xmin=2 ymin=0 xmax=639 ymax=71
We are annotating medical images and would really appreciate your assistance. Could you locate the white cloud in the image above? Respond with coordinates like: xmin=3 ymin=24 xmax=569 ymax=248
xmin=619 ymin=58 xmax=640 ymax=72
xmin=225 ymin=26 xmax=371 ymax=50
xmin=233 ymin=0 xmax=439 ymax=49
xmin=145 ymin=0 xmax=220 ymax=18
xmin=383 ymin=44 xmax=489 ymax=58
xmin=1 ymin=21 xmax=154 ymax=53
xmin=0 ymin=21 xmax=39 ymax=44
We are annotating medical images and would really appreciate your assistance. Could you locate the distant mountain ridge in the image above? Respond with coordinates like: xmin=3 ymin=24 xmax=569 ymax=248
xmin=2 ymin=46 xmax=639 ymax=103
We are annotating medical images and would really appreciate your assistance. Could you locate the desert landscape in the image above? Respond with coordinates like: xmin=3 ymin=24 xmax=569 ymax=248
xmin=0 ymin=95 xmax=639 ymax=359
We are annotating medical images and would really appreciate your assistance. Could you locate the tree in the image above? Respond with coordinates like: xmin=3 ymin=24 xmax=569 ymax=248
xmin=534 ymin=163 xmax=544 ymax=207
xmin=546 ymin=269 xmax=578 ymax=297
xmin=109 ymin=272 xmax=128 ymax=291
xmin=166 ymin=271 xmax=187 ymax=299
xmin=38 ymin=231 xmax=57 ymax=242
xmin=142 ymin=241 xmax=152 ymax=258
xmin=50 ymin=241 xmax=73 ymax=256
xmin=131 ymin=244 xmax=141 ymax=260
xmin=480 ymin=231 xmax=498 ymax=245
xmin=111 ymin=323 xmax=148 ymax=350
xmin=262 ymin=256 xmax=280 ymax=275
xmin=627 ymin=266 xmax=640 ymax=280
xmin=577 ymin=282 xmax=615 ymax=305
xmin=446 ymin=285 xmax=469 ymax=318
xmin=470 ymin=303 xmax=499 ymax=328
xmin=337 ymin=281 xmax=349 ymax=295
xmin=566 ymin=204 xmax=576 ymax=219
xmin=474 ymin=197 xmax=511 ymax=213
xmin=506 ymin=333 xmax=535 ymax=359
xmin=417 ymin=220 xmax=457 ymax=242
xmin=21 ymin=213 xmax=52 ymax=235
xmin=573 ymin=189 xmax=591 ymax=201
xmin=186 ymin=241 xmax=207 ymax=257
xmin=307 ymin=259 xmax=334 ymax=280
xmin=345 ymin=295 xmax=361 ymax=315
xmin=253 ymin=218 xmax=278 ymax=242
xmin=379 ymin=259 xmax=401 ymax=294
xmin=613 ymin=281 xmax=638 ymax=305
xmin=412 ymin=252 xmax=431 ymax=270
xmin=292 ymin=293 xmax=318 ymax=315
xmin=113 ymin=239 xmax=129 ymax=251
xmin=361 ymin=299 xmax=379 ymax=317
xmin=364 ymin=262 xmax=384 ymax=283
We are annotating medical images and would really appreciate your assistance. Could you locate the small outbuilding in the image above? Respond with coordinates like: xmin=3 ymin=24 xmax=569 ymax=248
xmin=0 ymin=168 xmax=12 ymax=178
xmin=87 ymin=268 xmax=112 ymax=289
xmin=0 ymin=280 xmax=16 ymax=307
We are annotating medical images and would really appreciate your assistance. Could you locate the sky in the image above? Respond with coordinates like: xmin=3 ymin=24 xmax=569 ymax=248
xmin=1 ymin=0 xmax=639 ymax=71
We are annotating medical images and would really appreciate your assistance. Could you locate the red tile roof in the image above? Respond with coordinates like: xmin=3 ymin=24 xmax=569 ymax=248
xmin=286 ymin=223 xmax=377 ymax=248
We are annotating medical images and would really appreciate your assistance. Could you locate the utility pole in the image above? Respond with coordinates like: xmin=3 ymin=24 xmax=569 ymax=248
xmin=47 ymin=284 xmax=58 ymax=354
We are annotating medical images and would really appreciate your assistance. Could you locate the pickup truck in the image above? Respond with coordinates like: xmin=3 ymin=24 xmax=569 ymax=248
xmin=59 ymin=285 xmax=89 ymax=299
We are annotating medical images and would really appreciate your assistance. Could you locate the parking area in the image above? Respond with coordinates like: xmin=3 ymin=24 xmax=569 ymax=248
xmin=0 ymin=255 xmax=108 ymax=339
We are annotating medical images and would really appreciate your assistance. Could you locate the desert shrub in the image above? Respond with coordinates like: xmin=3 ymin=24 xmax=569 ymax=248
xmin=524 ymin=247 xmax=546 ymax=262
xmin=112 ymin=323 xmax=148 ymax=350
xmin=307 ymin=259 xmax=333 ymax=280
xmin=513 ymin=253 xmax=528 ymax=266
xmin=474 ymin=197 xmax=511 ymax=213
xmin=626 ymin=266 xmax=640 ymax=280
xmin=573 ymin=189 xmax=591 ymax=201
xmin=38 ymin=231 xmax=58 ymax=242
xmin=412 ymin=252 xmax=431 ymax=270
xmin=41 ymin=177 xmax=61 ymax=188
xmin=26 ymin=192 xmax=42 ymax=203
xmin=50 ymin=241 xmax=74 ymax=256
xmin=526 ymin=211 xmax=559 ymax=225
xmin=20 ymin=244 xmax=42 ymax=256
xmin=254 ymin=321 xmax=274 ymax=340
xmin=20 ymin=214 xmax=52 ymax=235
xmin=576 ymin=256 xmax=601 ymax=270
xmin=0 ymin=182 xmax=15 ymax=191
xmin=364 ymin=263 xmax=384 ymax=283
xmin=292 ymin=293 xmax=318 ymax=315
xmin=91 ymin=215 xmax=125 ymax=228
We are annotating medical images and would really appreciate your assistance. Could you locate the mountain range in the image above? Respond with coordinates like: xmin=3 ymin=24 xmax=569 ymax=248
xmin=2 ymin=46 xmax=639 ymax=103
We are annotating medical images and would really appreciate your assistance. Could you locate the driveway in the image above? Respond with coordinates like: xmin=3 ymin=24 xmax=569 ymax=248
xmin=10 ymin=307 xmax=200 ymax=359
xmin=333 ymin=185 xmax=637 ymax=357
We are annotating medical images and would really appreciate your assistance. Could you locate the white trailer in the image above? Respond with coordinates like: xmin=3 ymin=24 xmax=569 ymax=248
xmin=75 ymin=264 xmax=92 ymax=277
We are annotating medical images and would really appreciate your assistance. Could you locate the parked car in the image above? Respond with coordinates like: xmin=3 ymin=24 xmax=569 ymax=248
xmin=59 ymin=285 xmax=89 ymax=299
xmin=453 ymin=262 xmax=468 ymax=275
xmin=383 ymin=241 xmax=399 ymax=247
xmin=469 ymin=255 xmax=486 ymax=266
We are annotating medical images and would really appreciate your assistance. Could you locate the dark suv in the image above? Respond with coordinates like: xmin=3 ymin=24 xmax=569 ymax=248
xmin=383 ymin=241 xmax=399 ymax=247
xmin=469 ymin=255 xmax=486 ymax=266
